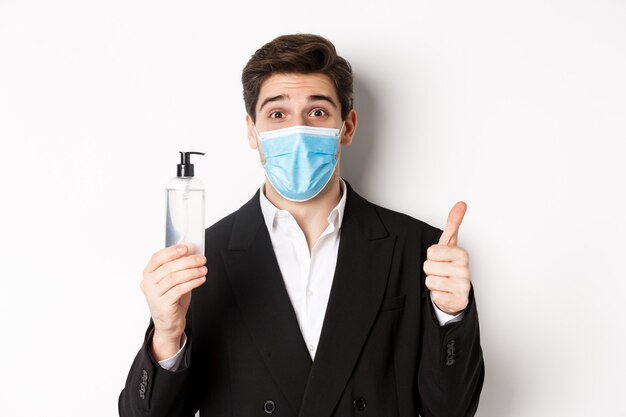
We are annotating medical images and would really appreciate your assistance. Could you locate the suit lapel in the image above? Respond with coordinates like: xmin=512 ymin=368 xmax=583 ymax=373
xmin=298 ymin=182 xmax=397 ymax=417
xmin=221 ymin=191 xmax=312 ymax=416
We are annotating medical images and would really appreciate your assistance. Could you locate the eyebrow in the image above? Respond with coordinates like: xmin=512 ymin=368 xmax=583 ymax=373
xmin=258 ymin=94 xmax=338 ymax=112
xmin=309 ymin=95 xmax=338 ymax=108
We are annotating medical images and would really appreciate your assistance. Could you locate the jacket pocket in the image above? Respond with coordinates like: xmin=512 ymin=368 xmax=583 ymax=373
xmin=379 ymin=294 xmax=406 ymax=312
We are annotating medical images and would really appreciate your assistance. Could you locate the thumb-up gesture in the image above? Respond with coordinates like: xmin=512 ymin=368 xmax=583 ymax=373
xmin=423 ymin=202 xmax=471 ymax=316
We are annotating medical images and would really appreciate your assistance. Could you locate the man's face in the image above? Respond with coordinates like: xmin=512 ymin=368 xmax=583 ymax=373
xmin=246 ymin=72 xmax=356 ymax=164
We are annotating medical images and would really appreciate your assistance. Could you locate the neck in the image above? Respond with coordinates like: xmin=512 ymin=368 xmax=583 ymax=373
xmin=264 ymin=171 xmax=343 ymax=252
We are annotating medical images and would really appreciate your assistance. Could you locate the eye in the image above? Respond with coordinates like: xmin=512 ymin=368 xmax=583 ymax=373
xmin=309 ymin=108 xmax=327 ymax=118
xmin=269 ymin=111 xmax=284 ymax=119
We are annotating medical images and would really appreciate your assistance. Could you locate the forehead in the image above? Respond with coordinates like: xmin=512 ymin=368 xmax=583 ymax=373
xmin=257 ymin=73 xmax=339 ymax=106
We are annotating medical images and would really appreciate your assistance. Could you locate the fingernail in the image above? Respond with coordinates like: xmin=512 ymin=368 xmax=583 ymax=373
xmin=177 ymin=245 xmax=186 ymax=253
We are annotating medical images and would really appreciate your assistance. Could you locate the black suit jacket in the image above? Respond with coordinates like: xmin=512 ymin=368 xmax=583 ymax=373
xmin=119 ymin=181 xmax=484 ymax=417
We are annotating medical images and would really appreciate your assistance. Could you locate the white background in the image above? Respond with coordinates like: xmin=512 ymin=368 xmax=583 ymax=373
xmin=1 ymin=0 xmax=625 ymax=416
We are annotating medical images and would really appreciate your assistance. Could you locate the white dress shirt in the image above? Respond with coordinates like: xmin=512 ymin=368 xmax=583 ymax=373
xmin=158 ymin=178 xmax=462 ymax=369
xmin=259 ymin=178 xmax=347 ymax=360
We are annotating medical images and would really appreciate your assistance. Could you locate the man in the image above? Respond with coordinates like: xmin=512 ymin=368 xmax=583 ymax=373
xmin=119 ymin=33 xmax=484 ymax=417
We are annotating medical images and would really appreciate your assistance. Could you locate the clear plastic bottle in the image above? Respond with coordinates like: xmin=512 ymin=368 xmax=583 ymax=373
xmin=165 ymin=151 xmax=205 ymax=255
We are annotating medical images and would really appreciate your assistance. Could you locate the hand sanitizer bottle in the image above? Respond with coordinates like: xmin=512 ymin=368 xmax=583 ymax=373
xmin=165 ymin=151 xmax=205 ymax=255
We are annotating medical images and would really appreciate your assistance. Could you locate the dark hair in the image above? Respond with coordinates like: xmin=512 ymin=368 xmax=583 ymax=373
xmin=242 ymin=33 xmax=354 ymax=123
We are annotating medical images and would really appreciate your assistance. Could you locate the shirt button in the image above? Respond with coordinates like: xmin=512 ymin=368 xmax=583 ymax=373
xmin=307 ymin=291 xmax=314 ymax=297
xmin=309 ymin=345 xmax=316 ymax=351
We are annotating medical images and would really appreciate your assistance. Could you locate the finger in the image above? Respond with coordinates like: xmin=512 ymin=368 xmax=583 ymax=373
xmin=430 ymin=290 xmax=458 ymax=313
xmin=144 ymin=244 xmax=189 ymax=275
xmin=161 ymin=276 xmax=207 ymax=305
xmin=430 ymin=290 xmax=454 ymax=309
xmin=430 ymin=288 xmax=469 ymax=315
xmin=438 ymin=201 xmax=467 ymax=246
xmin=156 ymin=266 xmax=208 ymax=297
xmin=426 ymin=245 xmax=470 ymax=265
xmin=425 ymin=275 xmax=453 ymax=292
xmin=425 ymin=274 xmax=471 ymax=294
xmin=423 ymin=260 xmax=470 ymax=279
xmin=152 ymin=254 xmax=207 ymax=285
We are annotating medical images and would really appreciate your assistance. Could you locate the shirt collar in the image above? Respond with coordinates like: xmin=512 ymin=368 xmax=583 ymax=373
xmin=259 ymin=178 xmax=348 ymax=233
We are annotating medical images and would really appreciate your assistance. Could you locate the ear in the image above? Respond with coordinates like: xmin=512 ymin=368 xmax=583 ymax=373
xmin=340 ymin=110 xmax=357 ymax=146
xmin=246 ymin=114 xmax=258 ymax=150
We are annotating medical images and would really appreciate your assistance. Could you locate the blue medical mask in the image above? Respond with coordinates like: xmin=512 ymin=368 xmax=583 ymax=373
xmin=255 ymin=123 xmax=345 ymax=202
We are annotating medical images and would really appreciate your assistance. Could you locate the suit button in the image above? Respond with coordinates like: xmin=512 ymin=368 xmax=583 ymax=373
xmin=447 ymin=340 xmax=456 ymax=348
xmin=447 ymin=347 xmax=455 ymax=355
xmin=446 ymin=358 xmax=456 ymax=366
xmin=263 ymin=400 xmax=276 ymax=414
xmin=353 ymin=397 xmax=367 ymax=410
xmin=138 ymin=381 xmax=146 ymax=399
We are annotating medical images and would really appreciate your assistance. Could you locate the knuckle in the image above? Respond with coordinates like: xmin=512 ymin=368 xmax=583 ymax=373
xmin=459 ymin=250 xmax=470 ymax=265
xmin=165 ymin=273 xmax=178 ymax=287
xmin=166 ymin=287 xmax=180 ymax=303
xmin=432 ymin=291 xmax=445 ymax=305
xmin=192 ymin=255 xmax=206 ymax=267
xmin=458 ymin=267 xmax=470 ymax=280
xmin=426 ymin=275 xmax=438 ymax=289
xmin=159 ymin=262 xmax=171 ymax=276
xmin=159 ymin=273 xmax=174 ymax=290
xmin=183 ymin=256 xmax=196 ymax=268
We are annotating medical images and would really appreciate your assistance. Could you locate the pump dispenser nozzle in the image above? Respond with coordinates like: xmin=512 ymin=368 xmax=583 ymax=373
xmin=166 ymin=150 xmax=205 ymax=254
xmin=177 ymin=151 xmax=205 ymax=177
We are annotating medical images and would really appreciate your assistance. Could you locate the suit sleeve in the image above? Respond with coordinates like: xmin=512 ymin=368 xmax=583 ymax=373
xmin=118 ymin=319 xmax=198 ymax=417
xmin=417 ymin=230 xmax=485 ymax=417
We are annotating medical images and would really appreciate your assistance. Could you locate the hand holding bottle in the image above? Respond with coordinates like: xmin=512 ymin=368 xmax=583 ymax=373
xmin=140 ymin=244 xmax=207 ymax=361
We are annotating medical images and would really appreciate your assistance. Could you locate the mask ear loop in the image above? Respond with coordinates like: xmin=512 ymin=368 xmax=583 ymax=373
xmin=337 ymin=121 xmax=346 ymax=140
xmin=252 ymin=123 xmax=271 ymax=195
xmin=335 ymin=121 xmax=347 ymax=159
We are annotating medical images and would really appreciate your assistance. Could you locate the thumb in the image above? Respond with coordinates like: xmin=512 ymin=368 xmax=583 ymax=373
xmin=438 ymin=201 xmax=467 ymax=246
